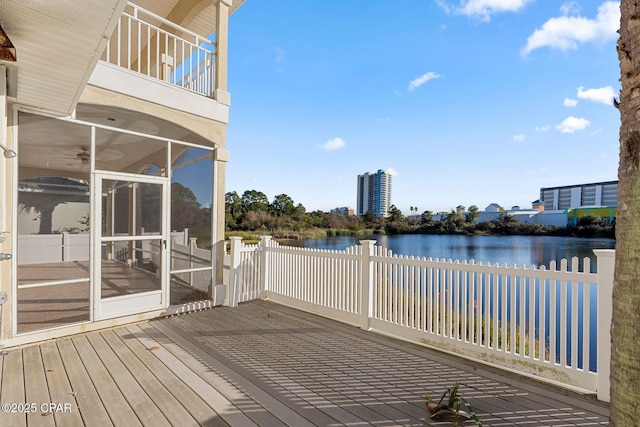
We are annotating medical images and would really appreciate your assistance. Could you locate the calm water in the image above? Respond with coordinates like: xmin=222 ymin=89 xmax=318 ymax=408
xmin=293 ymin=234 xmax=615 ymax=271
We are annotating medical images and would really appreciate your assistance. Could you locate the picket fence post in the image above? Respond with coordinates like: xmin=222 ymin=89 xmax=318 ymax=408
xmin=226 ymin=236 xmax=243 ymax=307
xmin=359 ymin=240 xmax=376 ymax=331
xmin=62 ymin=232 xmax=70 ymax=262
xmin=594 ymin=249 xmax=615 ymax=403
xmin=189 ymin=237 xmax=197 ymax=287
xmin=260 ymin=236 xmax=272 ymax=298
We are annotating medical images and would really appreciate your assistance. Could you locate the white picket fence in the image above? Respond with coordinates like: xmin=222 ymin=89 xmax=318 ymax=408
xmin=224 ymin=235 xmax=614 ymax=402
xmin=17 ymin=233 xmax=90 ymax=264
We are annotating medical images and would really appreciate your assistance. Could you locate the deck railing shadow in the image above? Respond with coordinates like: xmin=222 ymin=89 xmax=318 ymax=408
xmin=224 ymin=235 xmax=614 ymax=402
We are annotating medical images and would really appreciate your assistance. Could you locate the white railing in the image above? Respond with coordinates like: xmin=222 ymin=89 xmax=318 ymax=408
xmin=224 ymin=236 xmax=615 ymax=402
xmin=102 ymin=2 xmax=216 ymax=97
xmin=170 ymin=238 xmax=212 ymax=292
xmin=18 ymin=229 xmax=214 ymax=293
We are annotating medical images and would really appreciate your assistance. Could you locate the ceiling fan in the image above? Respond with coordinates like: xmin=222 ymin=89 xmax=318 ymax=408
xmin=76 ymin=147 xmax=90 ymax=165
xmin=46 ymin=146 xmax=120 ymax=169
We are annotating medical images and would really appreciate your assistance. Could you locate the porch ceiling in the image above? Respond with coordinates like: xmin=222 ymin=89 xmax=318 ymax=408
xmin=0 ymin=0 xmax=129 ymax=115
xmin=18 ymin=105 xmax=211 ymax=178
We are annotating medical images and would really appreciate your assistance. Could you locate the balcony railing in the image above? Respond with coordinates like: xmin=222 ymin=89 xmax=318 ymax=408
xmin=102 ymin=2 xmax=216 ymax=97
xmin=225 ymin=236 xmax=615 ymax=402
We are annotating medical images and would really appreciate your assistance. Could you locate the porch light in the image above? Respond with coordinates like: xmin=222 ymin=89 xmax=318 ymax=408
xmin=0 ymin=25 xmax=16 ymax=62
xmin=0 ymin=144 xmax=18 ymax=159
xmin=0 ymin=142 xmax=16 ymax=158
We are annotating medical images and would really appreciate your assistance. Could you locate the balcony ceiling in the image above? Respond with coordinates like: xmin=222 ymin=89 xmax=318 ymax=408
xmin=0 ymin=0 xmax=244 ymax=116
xmin=135 ymin=0 xmax=245 ymax=40
xmin=0 ymin=0 xmax=129 ymax=115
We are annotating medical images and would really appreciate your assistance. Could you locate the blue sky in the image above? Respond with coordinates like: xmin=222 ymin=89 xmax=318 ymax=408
xmin=225 ymin=0 xmax=620 ymax=214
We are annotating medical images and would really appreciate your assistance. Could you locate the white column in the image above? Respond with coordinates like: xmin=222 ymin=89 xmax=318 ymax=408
xmin=594 ymin=249 xmax=615 ymax=402
xmin=214 ymin=0 xmax=231 ymax=105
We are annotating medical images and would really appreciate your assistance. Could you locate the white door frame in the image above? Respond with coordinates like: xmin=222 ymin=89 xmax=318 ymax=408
xmin=92 ymin=171 xmax=169 ymax=320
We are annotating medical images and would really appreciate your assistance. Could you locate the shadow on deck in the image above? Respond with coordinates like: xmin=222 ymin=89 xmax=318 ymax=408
xmin=0 ymin=300 xmax=609 ymax=426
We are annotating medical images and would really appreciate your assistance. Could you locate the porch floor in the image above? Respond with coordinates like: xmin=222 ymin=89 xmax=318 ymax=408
xmin=0 ymin=300 xmax=609 ymax=426
xmin=16 ymin=260 xmax=207 ymax=333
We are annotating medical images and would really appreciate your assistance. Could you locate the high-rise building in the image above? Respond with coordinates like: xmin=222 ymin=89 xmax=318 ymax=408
xmin=357 ymin=169 xmax=392 ymax=217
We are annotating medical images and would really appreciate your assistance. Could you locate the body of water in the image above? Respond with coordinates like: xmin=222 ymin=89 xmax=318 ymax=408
xmin=293 ymin=234 xmax=615 ymax=271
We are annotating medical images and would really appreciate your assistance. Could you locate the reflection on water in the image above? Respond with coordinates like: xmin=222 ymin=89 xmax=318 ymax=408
xmin=296 ymin=234 xmax=615 ymax=272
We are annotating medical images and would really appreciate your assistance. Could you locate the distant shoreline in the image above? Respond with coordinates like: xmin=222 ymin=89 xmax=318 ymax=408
xmin=226 ymin=225 xmax=615 ymax=244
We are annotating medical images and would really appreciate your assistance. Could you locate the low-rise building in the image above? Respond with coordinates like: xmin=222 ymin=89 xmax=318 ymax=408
xmin=330 ymin=207 xmax=354 ymax=216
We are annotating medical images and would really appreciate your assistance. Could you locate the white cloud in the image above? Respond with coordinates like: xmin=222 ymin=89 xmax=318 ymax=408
xmin=555 ymin=116 xmax=590 ymax=133
xmin=513 ymin=134 xmax=526 ymax=142
xmin=319 ymin=137 xmax=346 ymax=151
xmin=522 ymin=1 xmax=619 ymax=55
xmin=577 ymin=85 xmax=616 ymax=105
xmin=437 ymin=0 xmax=532 ymax=21
xmin=560 ymin=1 xmax=581 ymax=16
xmin=386 ymin=167 xmax=399 ymax=176
xmin=407 ymin=72 xmax=442 ymax=92
xmin=376 ymin=117 xmax=391 ymax=122
xmin=535 ymin=125 xmax=551 ymax=132
xmin=564 ymin=98 xmax=578 ymax=107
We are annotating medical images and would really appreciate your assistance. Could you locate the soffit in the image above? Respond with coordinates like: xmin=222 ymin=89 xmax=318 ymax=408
xmin=0 ymin=0 xmax=129 ymax=115
xmin=133 ymin=0 xmax=245 ymax=39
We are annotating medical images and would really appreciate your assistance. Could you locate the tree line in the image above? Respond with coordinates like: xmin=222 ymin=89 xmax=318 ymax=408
xmin=225 ymin=190 xmax=614 ymax=239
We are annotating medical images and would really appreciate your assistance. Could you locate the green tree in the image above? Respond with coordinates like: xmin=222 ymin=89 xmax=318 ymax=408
xmin=443 ymin=210 xmax=464 ymax=232
xmin=420 ymin=210 xmax=435 ymax=227
xmin=576 ymin=214 xmax=603 ymax=227
xmin=385 ymin=205 xmax=408 ymax=233
xmin=387 ymin=205 xmax=405 ymax=223
xmin=171 ymin=182 xmax=204 ymax=232
xmin=465 ymin=205 xmax=480 ymax=223
xmin=225 ymin=191 xmax=243 ymax=228
xmin=241 ymin=189 xmax=269 ymax=212
xmin=271 ymin=193 xmax=296 ymax=217
xmin=612 ymin=3 xmax=640 ymax=424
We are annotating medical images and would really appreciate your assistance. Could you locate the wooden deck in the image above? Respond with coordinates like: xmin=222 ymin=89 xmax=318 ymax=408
xmin=0 ymin=300 xmax=609 ymax=426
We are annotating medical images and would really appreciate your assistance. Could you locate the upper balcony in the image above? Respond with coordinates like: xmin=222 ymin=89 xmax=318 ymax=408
xmin=102 ymin=3 xmax=218 ymax=98
xmin=0 ymin=0 xmax=243 ymax=119
xmin=88 ymin=0 xmax=243 ymax=123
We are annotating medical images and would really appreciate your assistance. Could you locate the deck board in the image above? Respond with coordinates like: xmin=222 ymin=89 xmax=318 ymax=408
xmin=40 ymin=341 xmax=85 ymax=426
xmin=85 ymin=333 xmax=170 ymax=427
xmin=56 ymin=338 xmax=113 ymax=426
xmin=99 ymin=329 xmax=197 ymax=426
xmin=0 ymin=299 xmax=610 ymax=426
xmin=22 ymin=345 xmax=54 ymax=427
xmin=152 ymin=316 xmax=341 ymax=426
xmin=71 ymin=335 xmax=142 ymax=426
xmin=113 ymin=326 xmax=216 ymax=427
xmin=1 ymin=350 xmax=26 ymax=427
xmin=134 ymin=322 xmax=255 ymax=427
xmin=128 ymin=323 xmax=313 ymax=427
